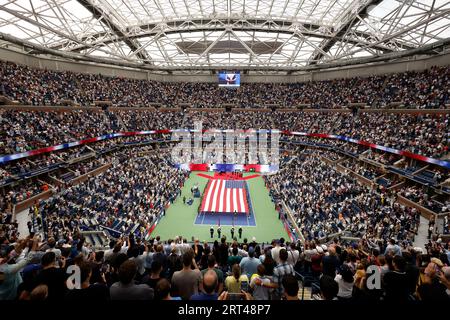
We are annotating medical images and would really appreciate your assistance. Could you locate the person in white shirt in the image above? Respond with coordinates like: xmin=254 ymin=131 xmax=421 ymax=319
xmin=334 ymin=264 xmax=354 ymax=300
xmin=45 ymin=238 xmax=61 ymax=259
xmin=180 ymin=239 xmax=191 ymax=255
xmin=384 ymin=238 xmax=402 ymax=256
xmin=173 ymin=237 xmax=183 ymax=256
xmin=286 ymin=243 xmax=300 ymax=267
xmin=271 ymin=240 xmax=282 ymax=265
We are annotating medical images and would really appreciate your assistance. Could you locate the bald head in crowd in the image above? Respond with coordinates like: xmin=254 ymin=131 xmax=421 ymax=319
xmin=202 ymin=270 xmax=218 ymax=295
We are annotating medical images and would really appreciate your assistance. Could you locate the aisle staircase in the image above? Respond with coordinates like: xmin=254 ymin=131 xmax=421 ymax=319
xmin=180 ymin=111 xmax=190 ymax=129
xmin=413 ymin=215 xmax=429 ymax=249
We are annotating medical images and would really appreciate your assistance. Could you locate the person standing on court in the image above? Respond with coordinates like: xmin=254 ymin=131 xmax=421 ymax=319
xmin=217 ymin=226 xmax=221 ymax=239
xmin=210 ymin=226 xmax=214 ymax=239
xmin=231 ymin=227 xmax=235 ymax=239
xmin=238 ymin=227 xmax=243 ymax=239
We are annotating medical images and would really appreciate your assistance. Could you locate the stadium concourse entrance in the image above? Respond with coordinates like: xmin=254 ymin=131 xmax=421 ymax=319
xmin=194 ymin=171 xmax=256 ymax=227
xmin=151 ymin=171 xmax=289 ymax=243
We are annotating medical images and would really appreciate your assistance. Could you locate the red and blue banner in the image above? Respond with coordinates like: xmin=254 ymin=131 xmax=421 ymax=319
xmin=0 ymin=129 xmax=449 ymax=170
xmin=175 ymin=163 xmax=279 ymax=173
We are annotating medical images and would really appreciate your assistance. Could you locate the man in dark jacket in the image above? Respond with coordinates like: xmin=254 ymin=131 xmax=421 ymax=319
xmin=218 ymin=237 xmax=229 ymax=268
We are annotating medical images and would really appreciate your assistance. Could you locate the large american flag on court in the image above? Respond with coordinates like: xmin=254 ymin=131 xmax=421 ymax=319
xmin=200 ymin=179 xmax=249 ymax=214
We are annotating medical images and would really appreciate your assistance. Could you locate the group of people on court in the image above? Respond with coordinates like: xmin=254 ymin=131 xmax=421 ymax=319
xmin=210 ymin=225 xmax=243 ymax=239
xmin=182 ymin=195 xmax=193 ymax=206
xmin=181 ymin=183 xmax=200 ymax=206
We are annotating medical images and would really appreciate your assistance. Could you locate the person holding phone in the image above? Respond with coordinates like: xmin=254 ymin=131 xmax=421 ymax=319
xmin=241 ymin=278 xmax=249 ymax=292
xmin=218 ymin=290 xmax=253 ymax=301
xmin=224 ymin=264 xmax=248 ymax=294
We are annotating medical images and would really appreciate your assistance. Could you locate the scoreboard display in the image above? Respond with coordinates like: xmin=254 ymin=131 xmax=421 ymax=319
xmin=218 ymin=71 xmax=241 ymax=87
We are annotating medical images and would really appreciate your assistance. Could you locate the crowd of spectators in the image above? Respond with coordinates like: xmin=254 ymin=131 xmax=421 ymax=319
xmin=266 ymin=152 xmax=421 ymax=244
xmin=0 ymin=60 xmax=449 ymax=302
xmin=0 ymin=109 xmax=447 ymax=160
xmin=340 ymin=158 xmax=382 ymax=180
xmin=38 ymin=148 xmax=186 ymax=241
xmin=334 ymin=112 xmax=449 ymax=158
xmin=399 ymin=186 xmax=450 ymax=213
xmin=0 ymin=144 xmax=447 ymax=302
xmin=316 ymin=150 xmax=342 ymax=161
xmin=1 ymin=231 xmax=449 ymax=301
xmin=1 ymin=60 xmax=449 ymax=109
xmin=363 ymin=149 xmax=401 ymax=165
xmin=0 ymin=108 xmax=446 ymax=231
xmin=0 ymin=210 xmax=16 ymax=242
xmin=0 ymin=180 xmax=49 ymax=213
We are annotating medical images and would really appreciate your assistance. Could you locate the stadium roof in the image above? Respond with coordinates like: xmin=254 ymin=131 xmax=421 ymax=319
xmin=0 ymin=0 xmax=449 ymax=72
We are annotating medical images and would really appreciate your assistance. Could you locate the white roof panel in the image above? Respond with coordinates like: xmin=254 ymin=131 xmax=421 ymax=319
xmin=0 ymin=0 xmax=447 ymax=69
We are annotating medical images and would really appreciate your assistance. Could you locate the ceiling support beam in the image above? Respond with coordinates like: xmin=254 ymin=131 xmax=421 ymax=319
xmin=49 ymin=17 xmax=415 ymax=54
xmin=0 ymin=5 xmax=80 ymax=45
xmin=0 ymin=4 xmax=133 ymax=61
xmin=308 ymin=0 xmax=383 ymax=65
xmin=1 ymin=31 xmax=447 ymax=73
xmin=76 ymin=0 xmax=151 ymax=63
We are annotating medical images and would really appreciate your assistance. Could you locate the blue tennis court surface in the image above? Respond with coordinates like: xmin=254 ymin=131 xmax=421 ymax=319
xmin=194 ymin=212 xmax=256 ymax=227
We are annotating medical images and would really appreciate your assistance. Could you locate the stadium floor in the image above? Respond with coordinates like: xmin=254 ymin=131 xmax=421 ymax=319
xmin=152 ymin=171 xmax=289 ymax=244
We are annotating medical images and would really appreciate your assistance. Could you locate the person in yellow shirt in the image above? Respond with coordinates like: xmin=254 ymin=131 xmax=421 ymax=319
xmin=225 ymin=264 xmax=248 ymax=293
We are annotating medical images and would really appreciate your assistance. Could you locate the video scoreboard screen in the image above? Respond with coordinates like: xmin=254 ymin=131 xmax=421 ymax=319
xmin=218 ymin=71 xmax=241 ymax=87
